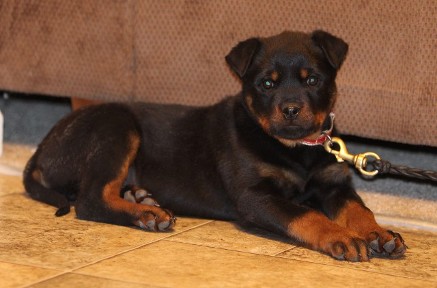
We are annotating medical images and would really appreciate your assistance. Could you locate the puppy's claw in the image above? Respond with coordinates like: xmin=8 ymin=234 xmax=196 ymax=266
xmin=140 ymin=197 xmax=158 ymax=206
xmin=135 ymin=189 xmax=150 ymax=198
xmin=157 ymin=216 xmax=176 ymax=231
xmin=369 ymin=238 xmax=380 ymax=254
xmin=367 ymin=230 xmax=407 ymax=259
xmin=383 ymin=238 xmax=396 ymax=253
xmin=331 ymin=242 xmax=346 ymax=260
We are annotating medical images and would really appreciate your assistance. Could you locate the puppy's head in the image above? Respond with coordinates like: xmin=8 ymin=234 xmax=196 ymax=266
xmin=226 ymin=30 xmax=348 ymax=146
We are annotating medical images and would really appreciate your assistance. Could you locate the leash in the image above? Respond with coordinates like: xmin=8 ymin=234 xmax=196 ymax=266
xmin=299 ymin=113 xmax=437 ymax=183
xmin=323 ymin=137 xmax=437 ymax=183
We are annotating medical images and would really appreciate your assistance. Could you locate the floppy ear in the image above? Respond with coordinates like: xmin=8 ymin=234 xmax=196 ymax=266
xmin=311 ymin=30 xmax=349 ymax=69
xmin=225 ymin=38 xmax=261 ymax=78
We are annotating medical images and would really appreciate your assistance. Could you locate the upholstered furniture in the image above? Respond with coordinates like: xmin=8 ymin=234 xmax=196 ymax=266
xmin=0 ymin=1 xmax=435 ymax=146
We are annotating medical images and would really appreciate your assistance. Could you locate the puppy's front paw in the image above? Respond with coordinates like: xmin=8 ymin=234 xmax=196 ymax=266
xmin=134 ymin=209 xmax=176 ymax=232
xmin=367 ymin=230 xmax=407 ymax=259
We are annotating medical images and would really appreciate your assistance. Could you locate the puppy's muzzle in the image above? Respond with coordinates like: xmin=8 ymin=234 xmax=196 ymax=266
xmin=282 ymin=105 xmax=301 ymax=120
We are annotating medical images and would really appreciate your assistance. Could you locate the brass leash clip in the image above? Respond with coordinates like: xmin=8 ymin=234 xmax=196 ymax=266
xmin=323 ymin=137 xmax=381 ymax=177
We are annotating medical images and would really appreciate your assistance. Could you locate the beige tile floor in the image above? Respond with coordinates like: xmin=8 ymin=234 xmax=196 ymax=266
xmin=1 ymin=144 xmax=436 ymax=288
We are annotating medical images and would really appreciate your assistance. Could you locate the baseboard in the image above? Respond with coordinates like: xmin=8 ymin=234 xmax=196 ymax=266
xmin=359 ymin=190 xmax=437 ymax=229
xmin=375 ymin=214 xmax=437 ymax=232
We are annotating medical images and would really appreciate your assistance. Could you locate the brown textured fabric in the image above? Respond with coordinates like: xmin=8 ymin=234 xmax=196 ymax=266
xmin=0 ymin=1 xmax=135 ymax=100
xmin=0 ymin=0 xmax=436 ymax=146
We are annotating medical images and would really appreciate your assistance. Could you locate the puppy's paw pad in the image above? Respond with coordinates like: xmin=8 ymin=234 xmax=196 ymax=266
xmin=135 ymin=189 xmax=148 ymax=198
xmin=136 ymin=219 xmax=156 ymax=231
xmin=140 ymin=197 xmax=159 ymax=206
xmin=135 ymin=209 xmax=176 ymax=232
xmin=135 ymin=212 xmax=159 ymax=232
xmin=123 ymin=190 xmax=137 ymax=203
xmin=122 ymin=185 xmax=159 ymax=206
xmin=156 ymin=209 xmax=176 ymax=231
xmin=157 ymin=216 xmax=176 ymax=231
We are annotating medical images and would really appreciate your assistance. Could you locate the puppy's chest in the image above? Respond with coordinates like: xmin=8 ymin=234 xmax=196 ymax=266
xmin=257 ymin=163 xmax=309 ymax=199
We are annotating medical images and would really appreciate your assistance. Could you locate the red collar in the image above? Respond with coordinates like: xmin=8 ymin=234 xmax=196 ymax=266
xmin=299 ymin=113 xmax=335 ymax=146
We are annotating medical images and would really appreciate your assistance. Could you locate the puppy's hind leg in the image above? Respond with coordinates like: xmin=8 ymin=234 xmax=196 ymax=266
xmin=75 ymin=133 xmax=175 ymax=232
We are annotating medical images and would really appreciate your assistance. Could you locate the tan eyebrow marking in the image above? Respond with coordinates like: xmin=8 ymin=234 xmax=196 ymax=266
xmin=300 ymin=68 xmax=309 ymax=79
xmin=271 ymin=71 xmax=279 ymax=81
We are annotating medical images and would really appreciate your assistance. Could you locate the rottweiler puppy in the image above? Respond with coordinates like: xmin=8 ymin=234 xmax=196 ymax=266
xmin=23 ymin=30 xmax=406 ymax=261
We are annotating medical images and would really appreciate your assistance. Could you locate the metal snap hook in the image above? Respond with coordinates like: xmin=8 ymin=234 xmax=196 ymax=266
xmin=324 ymin=137 xmax=381 ymax=177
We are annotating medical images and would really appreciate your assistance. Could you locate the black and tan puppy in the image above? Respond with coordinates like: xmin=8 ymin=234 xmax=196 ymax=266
xmin=23 ymin=30 xmax=406 ymax=261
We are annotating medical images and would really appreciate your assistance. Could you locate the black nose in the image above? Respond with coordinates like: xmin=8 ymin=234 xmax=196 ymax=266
xmin=282 ymin=106 xmax=301 ymax=120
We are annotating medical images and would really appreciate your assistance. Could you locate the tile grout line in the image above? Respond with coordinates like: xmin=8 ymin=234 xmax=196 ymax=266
xmin=164 ymin=237 xmax=298 ymax=258
xmin=272 ymin=252 xmax=437 ymax=283
xmin=0 ymin=260 xmax=68 ymax=288
xmin=160 ymin=239 xmax=436 ymax=284
xmin=17 ymin=220 xmax=215 ymax=287
xmin=68 ymin=220 xmax=216 ymax=272
xmin=12 ymin=240 xmax=437 ymax=287
xmin=20 ymin=273 xmax=69 ymax=288
xmin=22 ymin=271 xmax=171 ymax=288
xmin=271 ymin=246 xmax=299 ymax=257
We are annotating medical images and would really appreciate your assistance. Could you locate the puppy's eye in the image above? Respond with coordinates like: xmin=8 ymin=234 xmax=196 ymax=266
xmin=306 ymin=76 xmax=319 ymax=86
xmin=262 ymin=79 xmax=275 ymax=89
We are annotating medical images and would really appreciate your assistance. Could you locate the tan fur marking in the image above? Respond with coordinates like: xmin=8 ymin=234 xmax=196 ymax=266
xmin=102 ymin=176 xmax=135 ymax=212
xmin=275 ymin=137 xmax=298 ymax=148
xmin=271 ymin=71 xmax=279 ymax=82
xmin=245 ymin=95 xmax=272 ymax=136
xmin=334 ymin=201 xmax=381 ymax=234
xmin=300 ymin=69 xmax=309 ymax=79
xmin=288 ymin=210 xmax=365 ymax=257
xmin=32 ymin=168 xmax=50 ymax=188
xmin=272 ymin=106 xmax=284 ymax=123
xmin=32 ymin=169 xmax=42 ymax=183
xmin=335 ymin=201 xmax=406 ymax=258
xmin=295 ymin=111 xmax=328 ymax=142
xmin=128 ymin=132 xmax=141 ymax=160
xmin=288 ymin=211 xmax=345 ymax=248
xmin=102 ymin=132 xmax=146 ymax=215
xmin=245 ymin=95 xmax=253 ymax=110
xmin=245 ymin=93 xmax=270 ymax=134
xmin=271 ymin=105 xmax=299 ymax=147
xmin=300 ymin=130 xmax=322 ymax=141
xmin=258 ymin=116 xmax=270 ymax=132
xmin=315 ymin=111 xmax=327 ymax=127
